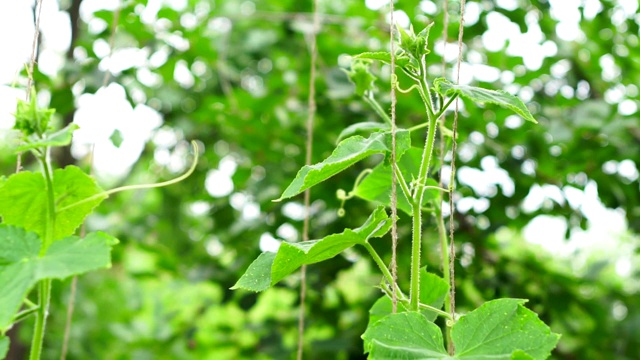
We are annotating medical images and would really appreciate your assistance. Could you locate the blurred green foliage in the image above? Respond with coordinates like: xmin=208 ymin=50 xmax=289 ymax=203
xmin=1 ymin=0 xmax=639 ymax=359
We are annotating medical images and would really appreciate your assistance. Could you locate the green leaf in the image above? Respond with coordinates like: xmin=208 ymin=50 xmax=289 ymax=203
xmin=453 ymin=299 xmax=560 ymax=359
xmin=276 ymin=131 xmax=410 ymax=201
xmin=336 ymin=122 xmax=390 ymax=143
xmin=0 ymin=225 xmax=118 ymax=328
xmin=362 ymin=311 xmax=446 ymax=358
xmin=0 ymin=166 xmax=107 ymax=241
xmin=362 ymin=298 xmax=559 ymax=359
xmin=433 ymin=78 xmax=537 ymax=124
xmin=0 ymin=336 xmax=8 ymax=358
xmin=354 ymin=147 xmax=440 ymax=215
xmin=15 ymin=123 xmax=80 ymax=152
xmin=364 ymin=270 xmax=449 ymax=351
xmin=233 ymin=206 xmax=391 ymax=292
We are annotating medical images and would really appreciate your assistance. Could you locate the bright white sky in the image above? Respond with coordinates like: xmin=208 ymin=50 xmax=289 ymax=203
xmin=0 ymin=0 xmax=637 ymax=278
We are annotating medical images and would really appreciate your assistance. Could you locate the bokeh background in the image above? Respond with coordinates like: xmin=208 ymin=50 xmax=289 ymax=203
xmin=0 ymin=0 xmax=639 ymax=359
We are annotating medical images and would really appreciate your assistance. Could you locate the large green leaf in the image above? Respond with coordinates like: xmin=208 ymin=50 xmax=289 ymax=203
xmin=363 ymin=298 xmax=560 ymax=359
xmin=354 ymin=147 xmax=440 ymax=215
xmin=364 ymin=270 xmax=450 ymax=352
xmin=433 ymin=78 xmax=537 ymax=124
xmin=0 ymin=166 xmax=106 ymax=241
xmin=232 ymin=206 xmax=391 ymax=292
xmin=452 ymin=299 xmax=560 ymax=359
xmin=276 ymin=131 xmax=410 ymax=201
xmin=363 ymin=311 xmax=446 ymax=358
xmin=15 ymin=123 xmax=80 ymax=152
xmin=0 ymin=225 xmax=118 ymax=328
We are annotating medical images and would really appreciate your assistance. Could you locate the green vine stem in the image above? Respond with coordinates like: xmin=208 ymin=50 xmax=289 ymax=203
xmin=30 ymin=149 xmax=56 ymax=360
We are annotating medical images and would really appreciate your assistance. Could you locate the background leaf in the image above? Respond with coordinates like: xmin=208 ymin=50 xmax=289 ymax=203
xmin=277 ymin=131 xmax=410 ymax=200
xmin=233 ymin=207 xmax=391 ymax=291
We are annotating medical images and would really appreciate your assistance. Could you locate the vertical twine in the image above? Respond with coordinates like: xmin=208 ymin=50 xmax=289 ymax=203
xmin=448 ymin=0 xmax=466 ymax=343
xmin=17 ymin=0 xmax=45 ymax=173
xmin=298 ymin=0 xmax=320 ymax=358
xmin=61 ymin=3 xmax=121 ymax=359
xmin=388 ymin=0 xmax=399 ymax=313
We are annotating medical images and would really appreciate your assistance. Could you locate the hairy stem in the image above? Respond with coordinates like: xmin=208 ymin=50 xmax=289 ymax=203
xmin=30 ymin=149 xmax=56 ymax=360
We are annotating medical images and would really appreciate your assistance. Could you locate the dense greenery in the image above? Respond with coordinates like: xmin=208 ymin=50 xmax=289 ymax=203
xmin=1 ymin=0 xmax=639 ymax=359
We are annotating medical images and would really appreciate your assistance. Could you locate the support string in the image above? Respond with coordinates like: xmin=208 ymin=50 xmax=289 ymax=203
xmin=388 ymin=0 xmax=399 ymax=314
xmin=61 ymin=3 xmax=122 ymax=359
xmin=17 ymin=0 xmax=45 ymax=173
xmin=298 ymin=0 xmax=320 ymax=358
xmin=448 ymin=0 xmax=466 ymax=353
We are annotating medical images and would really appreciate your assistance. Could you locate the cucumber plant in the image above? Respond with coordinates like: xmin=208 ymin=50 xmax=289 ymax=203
xmin=234 ymin=23 xmax=560 ymax=359
xmin=0 ymin=93 xmax=197 ymax=359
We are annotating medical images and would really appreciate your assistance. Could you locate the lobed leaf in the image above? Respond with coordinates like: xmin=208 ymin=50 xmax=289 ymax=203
xmin=0 ymin=225 xmax=118 ymax=328
xmin=232 ymin=206 xmax=391 ymax=292
xmin=364 ymin=270 xmax=449 ymax=351
xmin=362 ymin=298 xmax=560 ymax=359
xmin=362 ymin=311 xmax=447 ymax=358
xmin=433 ymin=78 xmax=537 ymax=124
xmin=0 ymin=166 xmax=106 ymax=241
xmin=452 ymin=299 xmax=560 ymax=359
xmin=276 ymin=131 xmax=410 ymax=201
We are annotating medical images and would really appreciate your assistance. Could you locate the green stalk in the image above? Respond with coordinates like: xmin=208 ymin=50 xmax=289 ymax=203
xmin=409 ymin=104 xmax=438 ymax=311
xmin=362 ymin=242 xmax=402 ymax=296
xmin=30 ymin=150 xmax=55 ymax=360
xmin=364 ymin=93 xmax=392 ymax=125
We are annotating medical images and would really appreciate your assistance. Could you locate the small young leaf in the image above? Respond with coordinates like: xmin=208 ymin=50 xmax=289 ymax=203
xmin=15 ymin=123 xmax=80 ymax=152
xmin=0 ymin=166 xmax=106 ymax=241
xmin=362 ymin=311 xmax=447 ymax=358
xmin=233 ymin=206 xmax=391 ymax=292
xmin=434 ymin=78 xmax=537 ymax=124
xmin=0 ymin=225 xmax=118 ymax=328
xmin=13 ymin=95 xmax=55 ymax=137
xmin=452 ymin=298 xmax=560 ymax=359
xmin=276 ymin=131 xmax=410 ymax=201
xmin=345 ymin=59 xmax=377 ymax=96
xmin=336 ymin=122 xmax=390 ymax=144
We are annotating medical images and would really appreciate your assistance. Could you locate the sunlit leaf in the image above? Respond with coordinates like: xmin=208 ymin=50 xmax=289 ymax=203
xmin=434 ymin=78 xmax=537 ymax=124
xmin=0 ymin=225 xmax=118 ymax=328
xmin=0 ymin=166 xmax=106 ymax=241
xmin=233 ymin=207 xmax=391 ymax=292
xmin=0 ymin=336 xmax=8 ymax=358
xmin=276 ymin=131 xmax=410 ymax=201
